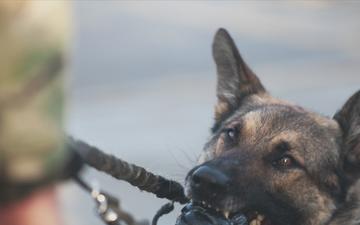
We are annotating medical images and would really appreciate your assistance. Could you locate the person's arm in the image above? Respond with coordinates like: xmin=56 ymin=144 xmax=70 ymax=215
xmin=0 ymin=1 xmax=70 ymax=224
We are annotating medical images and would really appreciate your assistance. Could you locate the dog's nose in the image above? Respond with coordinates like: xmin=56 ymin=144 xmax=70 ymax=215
xmin=191 ymin=166 xmax=230 ymax=195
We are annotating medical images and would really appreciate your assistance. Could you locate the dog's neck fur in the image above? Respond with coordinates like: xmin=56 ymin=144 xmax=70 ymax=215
xmin=327 ymin=181 xmax=360 ymax=225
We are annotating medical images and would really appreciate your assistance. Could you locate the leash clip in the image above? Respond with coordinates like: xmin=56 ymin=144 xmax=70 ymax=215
xmin=91 ymin=186 xmax=122 ymax=225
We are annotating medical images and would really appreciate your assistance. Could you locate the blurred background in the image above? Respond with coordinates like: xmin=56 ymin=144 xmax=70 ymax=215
xmin=57 ymin=1 xmax=359 ymax=225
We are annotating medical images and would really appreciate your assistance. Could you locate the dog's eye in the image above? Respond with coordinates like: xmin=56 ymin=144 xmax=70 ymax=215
xmin=223 ymin=127 xmax=238 ymax=142
xmin=272 ymin=156 xmax=295 ymax=170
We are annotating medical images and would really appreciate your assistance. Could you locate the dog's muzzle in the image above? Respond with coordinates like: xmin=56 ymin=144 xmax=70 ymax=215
xmin=177 ymin=165 xmax=249 ymax=225
xmin=187 ymin=165 xmax=232 ymax=206
xmin=175 ymin=202 xmax=248 ymax=225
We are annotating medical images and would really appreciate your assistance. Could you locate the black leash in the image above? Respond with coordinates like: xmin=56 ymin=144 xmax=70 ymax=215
xmin=152 ymin=202 xmax=175 ymax=225
xmin=67 ymin=136 xmax=189 ymax=204
xmin=68 ymin=136 xmax=188 ymax=225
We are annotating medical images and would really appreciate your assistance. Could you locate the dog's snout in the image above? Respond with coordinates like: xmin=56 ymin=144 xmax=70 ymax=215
xmin=191 ymin=166 xmax=230 ymax=194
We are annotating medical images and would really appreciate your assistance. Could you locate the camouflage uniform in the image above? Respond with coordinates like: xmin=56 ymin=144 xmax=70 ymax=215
xmin=0 ymin=1 xmax=71 ymax=203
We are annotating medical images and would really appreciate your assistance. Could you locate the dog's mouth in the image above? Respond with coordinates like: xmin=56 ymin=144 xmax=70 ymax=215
xmin=193 ymin=201 xmax=275 ymax=225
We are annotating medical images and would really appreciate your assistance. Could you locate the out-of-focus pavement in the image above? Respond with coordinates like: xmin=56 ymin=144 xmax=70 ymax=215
xmin=59 ymin=2 xmax=360 ymax=225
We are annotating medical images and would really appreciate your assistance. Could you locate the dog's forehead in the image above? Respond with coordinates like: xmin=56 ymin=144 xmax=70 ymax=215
xmin=221 ymin=95 xmax=340 ymax=140
xmin=236 ymin=94 xmax=338 ymax=125
xmin=199 ymin=95 xmax=341 ymax=164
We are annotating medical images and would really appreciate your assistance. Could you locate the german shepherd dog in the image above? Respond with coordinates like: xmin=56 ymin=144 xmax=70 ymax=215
xmin=184 ymin=29 xmax=360 ymax=225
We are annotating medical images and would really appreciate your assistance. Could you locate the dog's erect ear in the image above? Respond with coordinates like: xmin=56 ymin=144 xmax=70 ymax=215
xmin=212 ymin=28 xmax=265 ymax=127
xmin=334 ymin=90 xmax=360 ymax=181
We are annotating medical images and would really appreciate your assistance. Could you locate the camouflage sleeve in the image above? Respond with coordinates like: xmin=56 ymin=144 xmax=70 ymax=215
xmin=0 ymin=1 xmax=71 ymax=203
